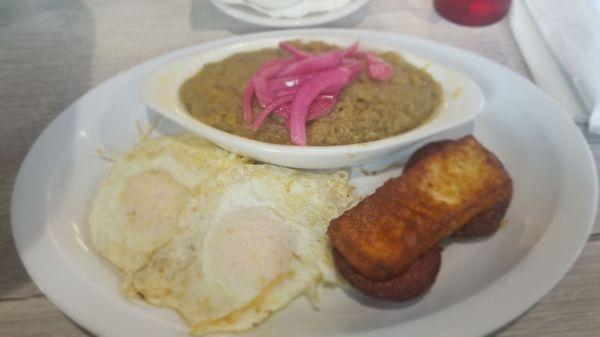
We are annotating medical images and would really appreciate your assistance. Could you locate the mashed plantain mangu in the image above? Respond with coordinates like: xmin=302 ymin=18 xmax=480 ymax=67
xmin=180 ymin=41 xmax=442 ymax=146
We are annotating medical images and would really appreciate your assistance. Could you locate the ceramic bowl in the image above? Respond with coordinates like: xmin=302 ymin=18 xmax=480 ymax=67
xmin=142 ymin=36 xmax=484 ymax=169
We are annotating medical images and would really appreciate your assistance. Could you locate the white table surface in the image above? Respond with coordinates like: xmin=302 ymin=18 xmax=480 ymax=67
xmin=1 ymin=1 xmax=599 ymax=336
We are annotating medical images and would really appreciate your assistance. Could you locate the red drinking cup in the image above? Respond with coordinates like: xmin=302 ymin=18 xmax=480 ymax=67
xmin=434 ymin=0 xmax=512 ymax=26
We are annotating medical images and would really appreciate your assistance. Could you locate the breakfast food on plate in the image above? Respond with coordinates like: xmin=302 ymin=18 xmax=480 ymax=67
xmin=180 ymin=40 xmax=442 ymax=146
xmin=328 ymin=136 xmax=513 ymax=300
xmin=89 ymin=129 xmax=513 ymax=334
xmin=403 ymin=139 xmax=512 ymax=239
xmin=89 ymin=135 xmax=357 ymax=335
xmin=333 ymin=246 xmax=442 ymax=302
xmin=89 ymin=135 xmax=249 ymax=275
xmin=451 ymin=198 xmax=511 ymax=239
xmin=129 ymin=164 xmax=356 ymax=334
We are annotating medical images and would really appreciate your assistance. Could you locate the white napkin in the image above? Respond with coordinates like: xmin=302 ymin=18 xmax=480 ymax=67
xmin=509 ymin=0 xmax=600 ymax=130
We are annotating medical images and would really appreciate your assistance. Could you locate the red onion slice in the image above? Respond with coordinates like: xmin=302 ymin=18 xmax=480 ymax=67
xmin=307 ymin=94 xmax=339 ymax=121
xmin=289 ymin=67 xmax=352 ymax=145
xmin=345 ymin=41 xmax=360 ymax=56
xmin=242 ymin=79 xmax=254 ymax=124
xmin=256 ymin=58 xmax=296 ymax=78
xmin=274 ymin=87 xmax=299 ymax=98
xmin=265 ymin=73 xmax=316 ymax=92
xmin=277 ymin=50 xmax=345 ymax=77
xmin=273 ymin=103 xmax=291 ymax=117
xmin=251 ymin=95 xmax=294 ymax=131
xmin=365 ymin=52 xmax=394 ymax=80
xmin=252 ymin=76 xmax=274 ymax=107
xmin=279 ymin=41 xmax=310 ymax=58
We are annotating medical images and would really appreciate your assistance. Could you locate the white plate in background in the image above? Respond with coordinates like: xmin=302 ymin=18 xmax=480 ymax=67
xmin=210 ymin=0 xmax=370 ymax=28
xmin=11 ymin=29 xmax=597 ymax=337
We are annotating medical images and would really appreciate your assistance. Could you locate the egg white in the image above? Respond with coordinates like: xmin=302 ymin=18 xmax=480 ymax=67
xmin=89 ymin=135 xmax=248 ymax=276
xmin=129 ymin=164 xmax=357 ymax=335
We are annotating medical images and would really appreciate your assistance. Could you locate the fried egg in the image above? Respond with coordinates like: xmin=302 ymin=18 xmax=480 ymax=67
xmin=89 ymin=135 xmax=248 ymax=276
xmin=128 ymin=164 xmax=357 ymax=335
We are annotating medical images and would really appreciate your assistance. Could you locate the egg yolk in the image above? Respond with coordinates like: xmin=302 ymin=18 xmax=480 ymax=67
xmin=203 ymin=207 xmax=293 ymax=302
xmin=121 ymin=170 xmax=188 ymax=233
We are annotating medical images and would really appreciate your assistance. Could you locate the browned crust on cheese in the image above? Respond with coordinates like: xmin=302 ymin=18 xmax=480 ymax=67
xmin=327 ymin=136 xmax=513 ymax=281
xmin=404 ymin=140 xmax=454 ymax=170
xmin=452 ymin=199 xmax=510 ymax=239
xmin=408 ymin=140 xmax=512 ymax=239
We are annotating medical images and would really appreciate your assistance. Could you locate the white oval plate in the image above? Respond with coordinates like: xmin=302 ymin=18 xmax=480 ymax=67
xmin=210 ymin=0 xmax=370 ymax=28
xmin=142 ymin=36 xmax=484 ymax=169
xmin=12 ymin=29 xmax=597 ymax=337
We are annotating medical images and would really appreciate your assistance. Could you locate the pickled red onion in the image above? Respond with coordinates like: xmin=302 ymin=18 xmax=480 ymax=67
xmin=365 ymin=53 xmax=394 ymax=80
xmin=251 ymin=95 xmax=294 ymax=131
xmin=279 ymin=41 xmax=309 ymax=58
xmin=243 ymin=41 xmax=394 ymax=145
xmin=278 ymin=50 xmax=346 ymax=77
xmin=289 ymin=67 xmax=352 ymax=145
xmin=308 ymin=93 xmax=339 ymax=120
xmin=242 ymin=80 xmax=254 ymax=124
xmin=265 ymin=73 xmax=315 ymax=92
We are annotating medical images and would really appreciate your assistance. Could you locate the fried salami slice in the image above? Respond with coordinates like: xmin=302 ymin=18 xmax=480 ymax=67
xmin=333 ymin=246 xmax=442 ymax=302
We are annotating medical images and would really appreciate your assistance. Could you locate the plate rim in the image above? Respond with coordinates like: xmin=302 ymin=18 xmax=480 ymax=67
xmin=209 ymin=0 xmax=371 ymax=28
xmin=11 ymin=28 xmax=598 ymax=337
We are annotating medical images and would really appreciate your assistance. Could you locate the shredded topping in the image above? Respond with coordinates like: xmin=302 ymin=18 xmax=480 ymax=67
xmin=243 ymin=41 xmax=394 ymax=145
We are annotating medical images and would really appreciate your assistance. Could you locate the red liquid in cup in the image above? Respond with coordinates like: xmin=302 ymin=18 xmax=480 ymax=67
xmin=434 ymin=0 xmax=512 ymax=26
